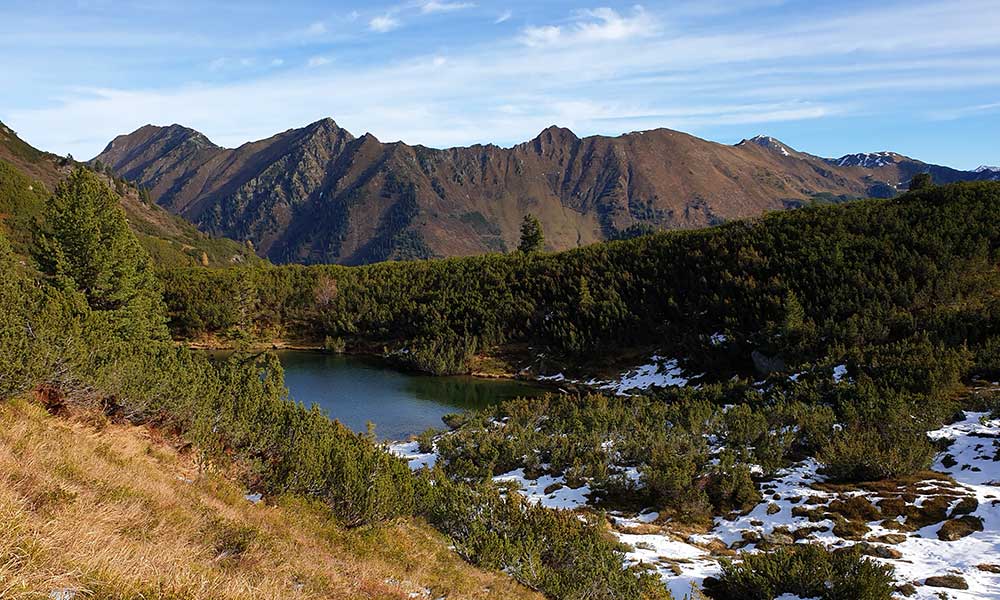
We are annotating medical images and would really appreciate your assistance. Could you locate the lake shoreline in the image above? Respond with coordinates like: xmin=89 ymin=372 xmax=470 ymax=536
xmin=180 ymin=337 xmax=570 ymax=387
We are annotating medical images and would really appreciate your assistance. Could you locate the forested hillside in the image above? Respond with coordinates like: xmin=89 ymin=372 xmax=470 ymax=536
xmin=162 ymin=181 xmax=1000 ymax=385
xmin=154 ymin=180 xmax=1000 ymax=596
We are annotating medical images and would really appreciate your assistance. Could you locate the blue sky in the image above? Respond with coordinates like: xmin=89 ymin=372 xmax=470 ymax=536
xmin=1 ymin=0 xmax=998 ymax=169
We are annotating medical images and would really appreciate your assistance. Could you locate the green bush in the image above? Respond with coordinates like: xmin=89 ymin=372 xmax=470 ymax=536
xmin=706 ymin=544 xmax=895 ymax=600
xmin=419 ymin=474 xmax=671 ymax=600
xmin=817 ymin=427 xmax=934 ymax=483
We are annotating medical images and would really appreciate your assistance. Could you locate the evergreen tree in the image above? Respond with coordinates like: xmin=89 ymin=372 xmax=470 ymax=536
xmin=909 ymin=172 xmax=933 ymax=191
xmin=38 ymin=168 xmax=167 ymax=342
xmin=518 ymin=214 xmax=544 ymax=253
xmin=0 ymin=230 xmax=33 ymax=398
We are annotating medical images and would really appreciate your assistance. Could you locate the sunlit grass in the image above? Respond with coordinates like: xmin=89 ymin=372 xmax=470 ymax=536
xmin=0 ymin=397 xmax=539 ymax=599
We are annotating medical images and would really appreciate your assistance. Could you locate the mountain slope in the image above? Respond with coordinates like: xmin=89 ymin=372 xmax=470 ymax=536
xmin=94 ymin=120 xmax=996 ymax=265
xmin=0 ymin=121 xmax=257 ymax=267
xmin=0 ymin=396 xmax=541 ymax=600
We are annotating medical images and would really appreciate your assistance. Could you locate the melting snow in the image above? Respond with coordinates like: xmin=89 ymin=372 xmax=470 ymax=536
xmin=615 ymin=412 xmax=1000 ymax=598
xmin=388 ymin=440 xmax=438 ymax=470
xmin=493 ymin=469 xmax=593 ymax=510
xmin=537 ymin=355 xmax=691 ymax=395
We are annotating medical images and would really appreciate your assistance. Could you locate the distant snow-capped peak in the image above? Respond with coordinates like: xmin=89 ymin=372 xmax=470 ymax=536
xmin=975 ymin=165 xmax=1000 ymax=173
xmin=742 ymin=135 xmax=793 ymax=157
xmin=833 ymin=152 xmax=898 ymax=169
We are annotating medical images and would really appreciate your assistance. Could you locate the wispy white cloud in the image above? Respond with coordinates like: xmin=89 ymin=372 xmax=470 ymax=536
xmin=306 ymin=56 xmax=331 ymax=68
xmin=927 ymin=101 xmax=1000 ymax=121
xmin=495 ymin=10 xmax=512 ymax=24
xmin=520 ymin=25 xmax=561 ymax=46
xmin=420 ymin=1 xmax=475 ymax=14
xmin=303 ymin=21 xmax=327 ymax=36
xmin=521 ymin=6 xmax=657 ymax=47
xmin=369 ymin=14 xmax=401 ymax=32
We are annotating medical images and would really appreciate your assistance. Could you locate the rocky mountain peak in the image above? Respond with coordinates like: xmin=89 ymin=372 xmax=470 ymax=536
xmin=831 ymin=151 xmax=900 ymax=169
xmin=740 ymin=135 xmax=795 ymax=157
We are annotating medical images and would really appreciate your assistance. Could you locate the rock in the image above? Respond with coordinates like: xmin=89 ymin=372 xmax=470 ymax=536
xmin=832 ymin=517 xmax=870 ymax=540
xmin=937 ymin=516 xmax=984 ymax=541
xmin=766 ymin=503 xmax=781 ymax=515
xmin=751 ymin=350 xmax=786 ymax=375
xmin=924 ymin=575 xmax=969 ymax=590
xmin=701 ymin=538 xmax=733 ymax=556
xmin=977 ymin=563 xmax=1000 ymax=573
xmin=949 ymin=496 xmax=979 ymax=517
xmin=894 ymin=583 xmax=917 ymax=597
xmin=762 ymin=531 xmax=794 ymax=546
xmin=872 ymin=533 xmax=907 ymax=544
xmin=853 ymin=542 xmax=902 ymax=559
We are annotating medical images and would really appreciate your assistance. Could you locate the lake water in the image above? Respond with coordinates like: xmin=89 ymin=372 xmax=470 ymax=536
xmin=278 ymin=350 xmax=546 ymax=440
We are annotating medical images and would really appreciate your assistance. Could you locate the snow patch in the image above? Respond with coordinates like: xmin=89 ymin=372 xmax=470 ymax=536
xmin=388 ymin=440 xmax=438 ymax=470
xmin=536 ymin=355 xmax=692 ymax=395
xmin=494 ymin=469 xmax=592 ymax=510
xmin=619 ymin=412 xmax=1000 ymax=598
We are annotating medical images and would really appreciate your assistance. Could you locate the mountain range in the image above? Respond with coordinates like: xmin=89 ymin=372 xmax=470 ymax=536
xmin=60 ymin=119 xmax=1000 ymax=265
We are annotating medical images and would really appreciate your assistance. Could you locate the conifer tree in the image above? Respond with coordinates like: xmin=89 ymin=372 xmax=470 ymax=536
xmin=0 ymin=230 xmax=32 ymax=398
xmin=38 ymin=168 xmax=167 ymax=342
xmin=518 ymin=214 xmax=544 ymax=253
xmin=909 ymin=172 xmax=933 ymax=191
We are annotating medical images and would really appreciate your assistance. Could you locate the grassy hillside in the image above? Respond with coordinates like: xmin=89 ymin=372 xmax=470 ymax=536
xmin=0 ymin=121 xmax=257 ymax=268
xmin=0 ymin=396 xmax=541 ymax=600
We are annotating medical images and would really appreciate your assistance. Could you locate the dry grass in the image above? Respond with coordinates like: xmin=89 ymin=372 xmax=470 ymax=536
xmin=0 ymin=398 xmax=541 ymax=600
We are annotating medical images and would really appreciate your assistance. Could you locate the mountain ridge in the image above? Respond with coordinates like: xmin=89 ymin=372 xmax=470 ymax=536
xmin=91 ymin=119 xmax=998 ymax=265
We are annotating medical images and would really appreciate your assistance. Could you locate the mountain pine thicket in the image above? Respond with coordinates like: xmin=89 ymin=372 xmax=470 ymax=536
xmin=0 ymin=167 xmax=670 ymax=600
xmin=158 ymin=181 xmax=1000 ymax=509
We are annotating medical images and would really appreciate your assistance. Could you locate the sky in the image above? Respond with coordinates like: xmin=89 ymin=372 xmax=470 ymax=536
xmin=1 ymin=0 xmax=998 ymax=169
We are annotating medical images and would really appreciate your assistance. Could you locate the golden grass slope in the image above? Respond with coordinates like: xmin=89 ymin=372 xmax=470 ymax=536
xmin=0 ymin=398 xmax=540 ymax=600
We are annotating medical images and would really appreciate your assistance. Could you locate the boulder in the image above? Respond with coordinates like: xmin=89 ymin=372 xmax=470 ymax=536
xmin=937 ymin=516 xmax=984 ymax=541
xmin=924 ymin=575 xmax=969 ymax=590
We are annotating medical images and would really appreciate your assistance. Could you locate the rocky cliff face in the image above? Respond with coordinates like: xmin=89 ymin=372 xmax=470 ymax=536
xmin=93 ymin=119 xmax=991 ymax=265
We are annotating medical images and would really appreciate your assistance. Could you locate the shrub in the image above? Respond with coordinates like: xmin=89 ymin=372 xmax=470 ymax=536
xmin=323 ymin=335 xmax=346 ymax=353
xmin=817 ymin=427 xmax=934 ymax=483
xmin=706 ymin=452 xmax=761 ymax=514
xmin=705 ymin=544 xmax=895 ymax=600
xmin=419 ymin=474 xmax=672 ymax=600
